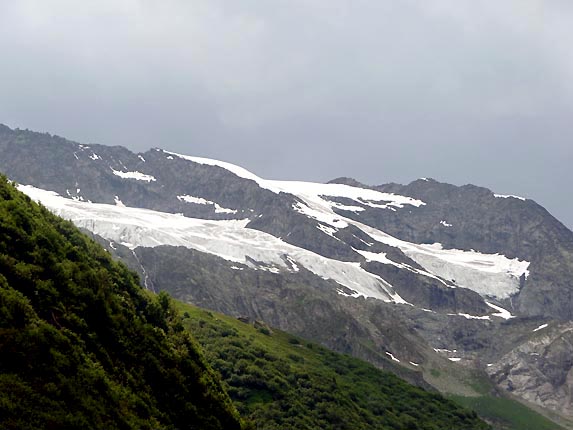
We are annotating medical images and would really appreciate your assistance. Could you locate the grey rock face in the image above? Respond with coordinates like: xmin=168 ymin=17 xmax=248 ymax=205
xmin=4 ymin=124 xmax=573 ymax=418
xmin=487 ymin=323 xmax=573 ymax=415
xmin=331 ymin=177 xmax=573 ymax=320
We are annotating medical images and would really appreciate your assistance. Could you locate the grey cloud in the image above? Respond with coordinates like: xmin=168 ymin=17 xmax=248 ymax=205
xmin=0 ymin=0 xmax=572 ymax=227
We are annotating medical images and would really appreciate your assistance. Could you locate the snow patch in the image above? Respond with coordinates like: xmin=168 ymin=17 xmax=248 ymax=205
xmin=177 ymin=195 xmax=237 ymax=214
xmin=452 ymin=313 xmax=490 ymax=320
xmin=316 ymin=224 xmax=340 ymax=240
xmin=114 ymin=196 xmax=125 ymax=207
xmin=111 ymin=168 xmax=156 ymax=182
xmin=494 ymin=194 xmax=526 ymax=201
xmin=138 ymin=155 xmax=146 ymax=162
xmin=285 ymin=256 xmax=300 ymax=272
xmin=385 ymin=352 xmax=400 ymax=362
xmin=486 ymin=302 xmax=514 ymax=319
xmin=440 ymin=220 xmax=452 ymax=227
xmin=533 ymin=323 xmax=548 ymax=332
xmin=434 ymin=348 xmax=456 ymax=353
xmin=356 ymin=250 xmax=405 ymax=269
xmin=448 ymin=357 xmax=462 ymax=362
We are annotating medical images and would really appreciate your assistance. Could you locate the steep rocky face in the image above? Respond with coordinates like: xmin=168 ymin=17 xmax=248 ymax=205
xmin=3 ymin=124 xmax=573 ymax=419
xmin=0 ymin=127 xmax=535 ymax=308
xmin=0 ymin=128 xmax=378 ymax=264
xmin=330 ymin=177 xmax=573 ymax=320
xmin=99 ymin=241 xmax=453 ymax=389
xmin=0 ymin=127 xmax=287 ymax=219
xmin=487 ymin=322 xmax=573 ymax=417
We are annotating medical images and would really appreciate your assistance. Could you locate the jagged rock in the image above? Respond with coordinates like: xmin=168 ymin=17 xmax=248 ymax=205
xmin=487 ymin=322 xmax=573 ymax=415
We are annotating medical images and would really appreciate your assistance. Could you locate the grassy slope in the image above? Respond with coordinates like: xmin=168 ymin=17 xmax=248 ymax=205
xmin=421 ymin=359 xmax=566 ymax=429
xmin=177 ymin=302 xmax=490 ymax=430
xmin=178 ymin=302 xmax=569 ymax=430
xmin=0 ymin=176 xmax=243 ymax=430
xmin=449 ymin=395 xmax=567 ymax=430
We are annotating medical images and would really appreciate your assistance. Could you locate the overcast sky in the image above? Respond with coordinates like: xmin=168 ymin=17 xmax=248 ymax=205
xmin=1 ymin=1 xmax=572 ymax=227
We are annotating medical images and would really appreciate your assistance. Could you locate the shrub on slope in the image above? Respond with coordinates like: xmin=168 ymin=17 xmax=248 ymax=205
xmin=179 ymin=303 xmax=491 ymax=430
xmin=0 ymin=176 xmax=242 ymax=430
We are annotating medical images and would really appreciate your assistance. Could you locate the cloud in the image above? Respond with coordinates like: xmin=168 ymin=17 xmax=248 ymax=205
xmin=0 ymin=0 xmax=572 ymax=226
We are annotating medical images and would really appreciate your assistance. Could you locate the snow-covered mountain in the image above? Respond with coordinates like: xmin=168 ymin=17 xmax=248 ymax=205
xmin=2 ymin=123 xmax=573 ymax=419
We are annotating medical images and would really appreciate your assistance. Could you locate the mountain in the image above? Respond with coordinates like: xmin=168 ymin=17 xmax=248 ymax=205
xmin=0 ymin=173 xmax=496 ymax=430
xmin=1 ymin=124 xmax=573 ymax=423
xmin=0 ymin=175 xmax=243 ymax=429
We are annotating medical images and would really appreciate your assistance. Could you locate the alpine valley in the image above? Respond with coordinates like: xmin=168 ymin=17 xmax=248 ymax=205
xmin=2 ymin=124 xmax=573 ymax=428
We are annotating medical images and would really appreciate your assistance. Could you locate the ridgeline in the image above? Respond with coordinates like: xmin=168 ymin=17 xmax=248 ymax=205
xmin=0 ymin=175 xmax=491 ymax=429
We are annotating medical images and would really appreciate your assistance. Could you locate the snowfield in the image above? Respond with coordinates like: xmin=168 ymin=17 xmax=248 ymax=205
xmin=163 ymin=149 xmax=530 ymax=300
xmin=20 ymin=149 xmax=531 ymax=303
xmin=19 ymin=185 xmax=405 ymax=304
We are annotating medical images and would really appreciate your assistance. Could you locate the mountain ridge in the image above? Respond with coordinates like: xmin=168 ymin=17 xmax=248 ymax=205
xmin=2 ymin=124 xmax=573 ymax=421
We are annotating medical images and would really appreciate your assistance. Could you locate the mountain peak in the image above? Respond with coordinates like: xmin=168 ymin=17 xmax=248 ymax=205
xmin=327 ymin=176 xmax=367 ymax=187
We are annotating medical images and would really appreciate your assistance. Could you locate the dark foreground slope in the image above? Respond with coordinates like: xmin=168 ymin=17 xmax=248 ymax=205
xmin=0 ymin=176 xmax=242 ymax=430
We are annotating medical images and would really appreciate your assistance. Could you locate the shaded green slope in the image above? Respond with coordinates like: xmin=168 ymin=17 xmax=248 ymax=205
xmin=0 ymin=176 xmax=242 ymax=430
xmin=450 ymin=395 xmax=568 ymax=430
xmin=177 ymin=302 xmax=490 ymax=430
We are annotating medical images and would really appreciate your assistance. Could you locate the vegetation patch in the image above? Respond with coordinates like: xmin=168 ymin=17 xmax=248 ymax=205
xmin=0 ymin=176 xmax=243 ymax=430
xmin=449 ymin=395 xmax=566 ymax=430
xmin=179 ymin=303 xmax=490 ymax=430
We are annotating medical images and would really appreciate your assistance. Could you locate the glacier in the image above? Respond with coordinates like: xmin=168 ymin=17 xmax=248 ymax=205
xmin=19 ymin=185 xmax=405 ymax=304
xmin=20 ymin=147 xmax=531 ymax=302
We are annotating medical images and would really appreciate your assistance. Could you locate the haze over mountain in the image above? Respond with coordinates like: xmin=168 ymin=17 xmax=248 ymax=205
xmin=1 ymin=1 xmax=572 ymax=228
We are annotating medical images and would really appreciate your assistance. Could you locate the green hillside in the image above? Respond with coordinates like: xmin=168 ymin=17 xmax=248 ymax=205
xmin=0 ymin=176 xmax=243 ymax=430
xmin=449 ymin=395 xmax=568 ymax=430
xmin=7 ymin=173 xmax=548 ymax=430
xmin=178 ymin=302 xmax=490 ymax=430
